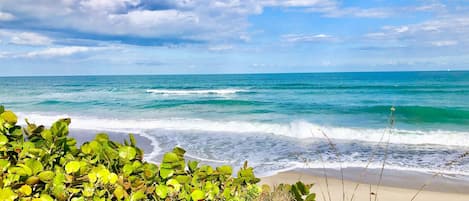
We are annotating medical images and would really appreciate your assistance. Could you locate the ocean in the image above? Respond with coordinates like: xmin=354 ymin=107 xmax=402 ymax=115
xmin=1 ymin=71 xmax=469 ymax=177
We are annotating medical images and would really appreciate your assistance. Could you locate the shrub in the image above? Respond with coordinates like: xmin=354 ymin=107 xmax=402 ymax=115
xmin=0 ymin=106 xmax=315 ymax=201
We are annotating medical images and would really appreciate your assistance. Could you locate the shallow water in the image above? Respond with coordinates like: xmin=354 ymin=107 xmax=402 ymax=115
xmin=1 ymin=72 xmax=469 ymax=176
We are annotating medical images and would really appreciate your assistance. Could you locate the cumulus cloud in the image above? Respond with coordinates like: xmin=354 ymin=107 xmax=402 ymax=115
xmin=0 ymin=0 xmax=337 ymax=43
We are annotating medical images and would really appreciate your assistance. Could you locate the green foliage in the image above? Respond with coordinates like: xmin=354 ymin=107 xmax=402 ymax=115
xmin=0 ymin=107 xmax=316 ymax=200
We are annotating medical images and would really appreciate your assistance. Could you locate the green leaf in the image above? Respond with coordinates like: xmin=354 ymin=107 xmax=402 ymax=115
xmin=191 ymin=190 xmax=205 ymax=201
xmin=0 ymin=105 xmax=4 ymax=114
xmin=40 ymin=129 xmax=53 ymax=141
xmin=1 ymin=111 xmax=17 ymax=125
xmin=0 ymin=134 xmax=8 ymax=146
xmin=95 ymin=133 xmax=109 ymax=142
xmin=119 ymin=146 xmax=137 ymax=160
xmin=15 ymin=164 xmax=33 ymax=176
xmin=155 ymin=185 xmax=169 ymax=198
xmin=25 ymin=176 xmax=40 ymax=185
xmin=295 ymin=181 xmax=309 ymax=195
xmin=162 ymin=152 xmax=179 ymax=163
xmin=172 ymin=147 xmax=186 ymax=156
xmin=0 ymin=159 xmax=10 ymax=172
xmin=188 ymin=161 xmax=198 ymax=172
xmin=50 ymin=120 xmax=68 ymax=137
xmin=113 ymin=186 xmax=125 ymax=200
xmin=18 ymin=185 xmax=32 ymax=196
xmin=217 ymin=165 xmax=232 ymax=176
xmin=0 ymin=188 xmax=18 ymax=201
xmin=305 ymin=194 xmax=316 ymax=201
xmin=167 ymin=179 xmax=181 ymax=192
xmin=65 ymin=161 xmax=81 ymax=174
xmin=159 ymin=168 xmax=174 ymax=179
xmin=130 ymin=190 xmax=146 ymax=201
xmin=38 ymin=171 xmax=55 ymax=182
xmin=25 ymin=158 xmax=44 ymax=175
xmin=175 ymin=175 xmax=191 ymax=184
xmin=129 ymin=134 xmax=137 ymax=147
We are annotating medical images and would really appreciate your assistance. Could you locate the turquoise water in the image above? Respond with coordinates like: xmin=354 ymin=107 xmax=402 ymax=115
xmin=1 ymin=72 xmax=469 ymax=176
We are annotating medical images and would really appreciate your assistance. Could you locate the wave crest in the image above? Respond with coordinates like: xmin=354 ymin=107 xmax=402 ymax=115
xmin=17 ymin=113 xmax=469 ymax=147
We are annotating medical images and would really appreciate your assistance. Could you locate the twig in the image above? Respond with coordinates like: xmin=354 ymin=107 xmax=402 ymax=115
xmin=373 ymin=106 xmax=395 ymax=201
xmin=318 ymin=129 xmax=346 ymax=201
xmin=410 ymin=151 xmax=469 ymax=201
xmin=318 ymin=151 xmax=333 ymax=201
xmin=350 ymin=118 xmax=389 ymax=201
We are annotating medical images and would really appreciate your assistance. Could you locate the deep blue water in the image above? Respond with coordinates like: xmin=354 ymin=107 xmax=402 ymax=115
xmin=1 ymin=72 xmax=469 ymax=176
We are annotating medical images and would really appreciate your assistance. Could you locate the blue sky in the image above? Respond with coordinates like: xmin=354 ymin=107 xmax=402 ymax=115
xmin=1 ymin=0 xmax=469 ymax=75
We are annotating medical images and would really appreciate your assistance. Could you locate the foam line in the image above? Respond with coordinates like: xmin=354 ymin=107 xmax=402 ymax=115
xmin=16 ymin=112 xmax=469 ymax=147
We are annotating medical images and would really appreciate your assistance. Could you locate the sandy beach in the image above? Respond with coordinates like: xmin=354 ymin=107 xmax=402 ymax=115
xmin=261 ymin=168 xmax=469 ymax=201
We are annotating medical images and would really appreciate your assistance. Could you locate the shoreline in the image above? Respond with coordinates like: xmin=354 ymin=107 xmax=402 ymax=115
xmin=69 ymin=128 xmax=469 ymax=197
xmin=260 ymin=169 xmax=469 ymax=201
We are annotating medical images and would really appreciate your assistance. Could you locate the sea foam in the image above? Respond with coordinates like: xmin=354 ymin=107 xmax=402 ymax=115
xmin=17 ymin=112 xmax=469 ymax=147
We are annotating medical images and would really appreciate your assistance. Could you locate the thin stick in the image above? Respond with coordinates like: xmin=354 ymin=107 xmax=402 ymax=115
xmin=318 ymin=151 xmax=333 ymax=201
xmin=319 ymin=130 xmax=346 ymax=201
xmin=374 ymin=106 xmax=395 ymax=201
xmin=410 ymin=151 xmax=469 ymax=201
xmin=350 ymin=121 xmax=389 ymax=201
xmin=369 ymin=183 xmax=372 ymax=201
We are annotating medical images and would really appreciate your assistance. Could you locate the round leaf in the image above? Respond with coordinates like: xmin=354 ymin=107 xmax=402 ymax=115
xmin=1 ymin=111 xmax=17 ymax=125
xmin=38 ymin=171 xmax=55 ymax=182
xmin=191 ymin=190 xmax=205 ymax=201
xmin=65 ymin=161 xmax=81 ymax=174
xmin=19 ymin=185 xmax=32 ymax=196
xmin=119 ymin=146 xmax=137 ymax=160
xmin=155 ymin=185 xmax=169 ymax=199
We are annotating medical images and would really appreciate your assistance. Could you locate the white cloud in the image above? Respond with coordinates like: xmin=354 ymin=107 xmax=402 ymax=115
xmin=0 ymin=0 xmax=336 ymax=42
xmin=79 ymin=0 xmax=139 ymax=12
xmin=25 ymin=46 xmax=93 ymax=58
xmin=11 ymin=32 xmax=53 ymax=46
xmin=262 ymin=0 xmax=334 ymax=7
xmin=0 ymin=29 xmax=53 ymax=46
xmin=282 ymin=34 xmax=336 ymax=42
xmin=0 ymin=12 xmax=15 ymax=21
xmin=106 ymin=10 xmax=199 ymax=37
xmin=365 ymin=15 xmax=469 ymax=44
xmin=208 ymin=44 xmax=234 ymax=51
xmin=430 ymin=40 xmax=458 ymax=47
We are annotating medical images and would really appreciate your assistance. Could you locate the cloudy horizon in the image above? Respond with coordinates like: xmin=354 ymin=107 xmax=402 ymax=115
xmin=1 ymin=0 xmax=469 ymax=75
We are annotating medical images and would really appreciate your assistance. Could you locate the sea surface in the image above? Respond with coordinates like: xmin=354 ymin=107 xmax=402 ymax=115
xmin=1 ymin=72 xmax=469 ymax=177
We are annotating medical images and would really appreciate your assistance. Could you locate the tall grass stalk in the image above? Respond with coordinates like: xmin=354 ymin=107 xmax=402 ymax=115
xmin=318 ymin=150 xmax=333 ymax=201
xmin=410 ymin=151 xmax=469 ymax=201
xmin=350 ymin=106 xmax=396 ymax=201
xmin=373 ymin=106 xmax=395 ymax=201
xmin=318 ymin=130 xmax=346 ymax=201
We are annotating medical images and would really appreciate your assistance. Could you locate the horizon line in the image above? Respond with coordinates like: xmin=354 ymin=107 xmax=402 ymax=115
xmin=0 ymin=69 xmax=466 ymax=78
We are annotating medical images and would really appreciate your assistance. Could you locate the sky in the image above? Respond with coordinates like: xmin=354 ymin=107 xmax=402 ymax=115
xmin=1 ymin=0 xmax=469 ymax=75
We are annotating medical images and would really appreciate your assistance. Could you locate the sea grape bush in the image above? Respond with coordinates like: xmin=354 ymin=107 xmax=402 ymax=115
xmin=0 ymin=106 xmax=316 ymax=201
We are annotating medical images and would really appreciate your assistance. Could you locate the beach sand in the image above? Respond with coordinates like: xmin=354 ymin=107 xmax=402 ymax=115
xmin=260 ymin=168 xmax=469 ymax=201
